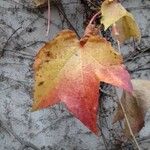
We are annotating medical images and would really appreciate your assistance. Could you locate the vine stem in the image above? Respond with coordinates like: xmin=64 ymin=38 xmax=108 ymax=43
xmin=55 ymin=0 xmax=80 ymax=38
xmin=112 ymin=23 xmax=121 ymax=53
xmin=113 ymin=27 xmax=141 ymax=149
xmin=99 ymin=87 xmax=141 ymax=149
xmin=0 ymin=27 xmax=22 ymax=57
xmin=46 ymin=0 xmax=50 ymax=35
xmin=79 ymin=11 xmax=101 ymax=44
xmin=118 ymin=97 xmax=141 ymax=150
xmin=113 ymin=22 xmax=141 ymax=149
xmin=0 ymin=119 xmax=40 ymax=150
xmin=89 ymin=12 xmax=100 ymax=25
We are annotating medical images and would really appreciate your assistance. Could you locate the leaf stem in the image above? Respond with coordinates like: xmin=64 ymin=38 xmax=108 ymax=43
xmin=118 ymin=97 xmax=141 ymax=150
xmin=115 ymin=34 xmax=141 ymax=149
xmin=112 ymin=23 xmax=121 ymax=53
xmin=89 ymin=12 xmax=100 ymax=25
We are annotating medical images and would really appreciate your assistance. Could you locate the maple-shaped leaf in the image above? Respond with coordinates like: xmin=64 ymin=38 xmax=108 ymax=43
xmin=101 ymin=0 xmax=140 ymax=42
xmin=32 ymin=30 xmax=132 ymax=134
xmin=113 ymin=79 xmax=150 ymax=137
xmin=112 ymin=12 xmax=141 ymax=43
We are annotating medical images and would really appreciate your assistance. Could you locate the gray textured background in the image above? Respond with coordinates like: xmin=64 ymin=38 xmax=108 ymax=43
xmin=0 ymin=0 xmax=150 ymax=149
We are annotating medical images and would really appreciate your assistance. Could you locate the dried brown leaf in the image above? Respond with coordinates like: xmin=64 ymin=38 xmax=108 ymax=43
xmin=113 ymin=79 xmax=150 ymax=137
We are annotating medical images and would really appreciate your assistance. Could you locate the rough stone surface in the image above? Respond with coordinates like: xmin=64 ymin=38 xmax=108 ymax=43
xmin=0 ymin=0 xmax=150 ymax=150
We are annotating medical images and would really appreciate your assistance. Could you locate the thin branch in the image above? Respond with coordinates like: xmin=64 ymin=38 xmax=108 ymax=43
xmin=89 ymin=12 xmax=100 ymax=25
xmin=0 ymin=27 xmax=22 ymax=58
xmin=130 ymin=67 xmax=150 ymax=73
xmin=99 ymin=87 xmax=116 ymax=97
xmin=112 ymin=23 xmax=121 ymax=53
xmin=125 ymin=47 xmax=150 ymax=63
xmin=0 ymin=119 xmax=40 ymax=150
xmin=98 ymin=98 xmax=109 ymax=150
xmin=55 ymin=0 xmax=80 ymax=38
xmin=87 ymin=0 xmax=99 ymax=8
xmin=126 ymin=5 xmax=150 ymax=10
xmin=101 ymin=131 xmax=109 ymax=150
xmin=113 ymin=23 xmax=141 ymax=148
xmin=46 ymin=0 xmax=51 ymax=35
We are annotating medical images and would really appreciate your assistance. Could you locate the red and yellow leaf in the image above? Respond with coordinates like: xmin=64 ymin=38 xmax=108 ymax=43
xmin=32 ymin=30 xmax=132 ymax=134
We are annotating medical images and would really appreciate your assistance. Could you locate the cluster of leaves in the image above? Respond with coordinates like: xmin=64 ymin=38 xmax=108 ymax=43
xmin=32 ymin=0 xmax=149 ymax=140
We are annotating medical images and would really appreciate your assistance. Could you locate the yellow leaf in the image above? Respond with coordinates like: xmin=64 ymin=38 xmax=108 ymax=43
xmin=101 ymin=0 xmax=140 ymax=43
xmin=34 ymin=0 xmax=47 ymax=7
xmin=112 ymin=12 xmax=141 ymax=43
xmin=101 ymin=0 xmax=127 ymax=30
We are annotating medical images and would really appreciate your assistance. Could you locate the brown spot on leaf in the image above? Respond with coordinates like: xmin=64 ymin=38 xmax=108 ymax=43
xmin=38 ymin=81 xmax=44 ymax=86
xmin=45 ymin=51 xmax=55 ymax=59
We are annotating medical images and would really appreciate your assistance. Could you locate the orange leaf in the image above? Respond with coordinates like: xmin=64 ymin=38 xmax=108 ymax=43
xmin=32 ymin=30 xmax=132 ymax=134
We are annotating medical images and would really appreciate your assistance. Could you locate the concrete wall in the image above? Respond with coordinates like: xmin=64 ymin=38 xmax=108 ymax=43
xmin=0 ymin=0 xmax=150 ymax=149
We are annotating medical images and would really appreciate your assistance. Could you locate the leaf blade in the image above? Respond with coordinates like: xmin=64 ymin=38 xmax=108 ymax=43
xmin=33 ymin=30 xmax=132 ymax=134
xmin=101 ymin=0 xmax=127 ymax=30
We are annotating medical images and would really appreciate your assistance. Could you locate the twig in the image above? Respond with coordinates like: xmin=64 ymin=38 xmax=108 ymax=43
xmin=0 ymin=27 xmax=22 ymax=58
xmin=89 ymin=12 xmax=100 ymax=25
xmin=126 ymin=53 xmax=150 ymax=63
xmin=86 ymin=0 xmax=99 ymax=8
xmin=99 ymin=87 xmax=116 ymax=97
xmin=126 ymin=5 xmax=150 ymax=10
xmin=55 ymin=0 xmax=80 ymax=38
xmin=98 ymin=98 xmax=109 ymax=150
xmin=112 ymin=23 xmax=121 ymax=53
xmin=101 ymin=131 xmax=109 ymax=150
xmin=0 ymin=119 xmax=40 ymax=150
xmin=112 ymin=23 xmax=141 ymax=148
xmin=137 ymin=135 xmax=150 ymax=142
xmin=0 ymin=85 xmax=15 ymax=94
xmin=125 ymin=47 xmax=150 ymax=63
xmin=113 ymin=29 xmax=141 ymax=149
xmin=130 ymin=67 xmax=150 ymax=73
xmin=46 ymin=0 xmax=51 ymax=35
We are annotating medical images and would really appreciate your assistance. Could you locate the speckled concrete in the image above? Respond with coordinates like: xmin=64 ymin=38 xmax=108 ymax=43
xmin=0 ymin=0 xmax=150 ymax=150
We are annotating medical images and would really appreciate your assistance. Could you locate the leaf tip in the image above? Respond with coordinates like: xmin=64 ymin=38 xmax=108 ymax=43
xmin=31 ymin=101 xmax=40 ymax=112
